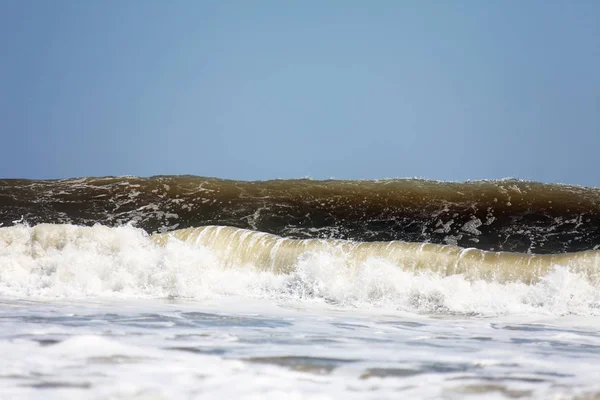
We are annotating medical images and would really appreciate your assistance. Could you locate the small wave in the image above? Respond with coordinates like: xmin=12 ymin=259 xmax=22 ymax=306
xmin=153 ymin=226 xmax=600 ymax=284
xmin=1 ymin=224 xmax=599 ymax=315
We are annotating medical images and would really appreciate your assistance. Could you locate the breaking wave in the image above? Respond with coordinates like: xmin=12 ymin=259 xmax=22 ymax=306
xmin=1 ymin=224 xmax=599 ymax=316
xmin=2 ymin=176 xmax=600 ymax=254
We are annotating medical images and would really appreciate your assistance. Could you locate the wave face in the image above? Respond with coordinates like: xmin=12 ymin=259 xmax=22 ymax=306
xmin=2 ymin=224 xmax=600 ymax=315
xmin=1 ymin=177 xmax=599 ymax=254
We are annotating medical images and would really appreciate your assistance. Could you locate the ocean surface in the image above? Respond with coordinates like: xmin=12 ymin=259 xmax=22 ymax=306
xmin=1 ymin=177 xmax=600 ymax=399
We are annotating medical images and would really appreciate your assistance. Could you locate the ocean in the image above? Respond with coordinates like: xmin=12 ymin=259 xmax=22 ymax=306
xmin=1 ymin=177 xmax=600 ymax=399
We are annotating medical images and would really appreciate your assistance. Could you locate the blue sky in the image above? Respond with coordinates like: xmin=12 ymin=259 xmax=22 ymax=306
xmin=1 ymin=1 xmax=599 ymax=185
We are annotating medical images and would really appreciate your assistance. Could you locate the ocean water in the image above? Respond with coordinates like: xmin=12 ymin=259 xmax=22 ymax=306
xmin=1 ymin=223 xmax=600 ymax=399
xmin=3 ymin=296 xmax=600 ymax=400
xmin=1 ymin=177 xmax=599 ymax=399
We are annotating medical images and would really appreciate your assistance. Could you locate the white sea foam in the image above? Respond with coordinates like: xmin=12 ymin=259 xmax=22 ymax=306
xmin=1 ymin=224 xmax=599 ymax=316
xmin=2 ymin=296 xmax=600 ymax=400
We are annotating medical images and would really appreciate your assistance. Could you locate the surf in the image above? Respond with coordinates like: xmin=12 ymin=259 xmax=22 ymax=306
xmin=2 ymin=223 xmax=600 ymax=315
xmin=2 ymin=176 xmax=600 ymax=254
xmin=152 ymin=225 xmax=600 ymax=285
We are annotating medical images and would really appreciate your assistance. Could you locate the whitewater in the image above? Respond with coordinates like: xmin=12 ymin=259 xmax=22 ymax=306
xmin=2 ymin=222 xmax=600 ymax=399
xmin=1 ymin=177 xmax=600 ymax=399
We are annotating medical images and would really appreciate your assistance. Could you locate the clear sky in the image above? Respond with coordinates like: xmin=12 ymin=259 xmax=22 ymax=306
xmin=1 ymin=1 xmax=599 ymax=185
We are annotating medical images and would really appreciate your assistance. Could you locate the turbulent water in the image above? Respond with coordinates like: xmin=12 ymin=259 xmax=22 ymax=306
xmin=2 ymin=176 xmax=600 ymax=253
xmin=1 ymin=176 xmax=600 ymax=399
